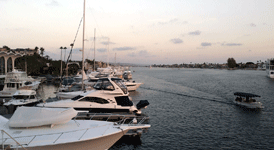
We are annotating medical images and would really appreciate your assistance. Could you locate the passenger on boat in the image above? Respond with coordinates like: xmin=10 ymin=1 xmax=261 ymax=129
xmin=235 ymin=97 xmax=242 ymax=102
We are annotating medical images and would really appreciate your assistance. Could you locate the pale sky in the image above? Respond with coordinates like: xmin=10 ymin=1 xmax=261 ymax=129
xmin=1 ymin=0 xmax=273 ymax=65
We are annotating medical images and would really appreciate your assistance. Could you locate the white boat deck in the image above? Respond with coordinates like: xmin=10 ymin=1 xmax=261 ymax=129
xmin=0 ymin=120 xmax=124 ymax=148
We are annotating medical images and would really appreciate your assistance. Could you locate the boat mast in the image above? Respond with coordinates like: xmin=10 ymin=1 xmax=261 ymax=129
xmin=81 ymin=0 xmax=85 ymax=90
xmin=107 ymin=38 xmax=109 ymax=67
xmin=94 ymin=28 xmax=96 ymax=71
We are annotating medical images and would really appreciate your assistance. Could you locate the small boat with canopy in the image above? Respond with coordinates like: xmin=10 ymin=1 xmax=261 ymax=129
xmin=234 ymin=92 xmax=263 ymax=109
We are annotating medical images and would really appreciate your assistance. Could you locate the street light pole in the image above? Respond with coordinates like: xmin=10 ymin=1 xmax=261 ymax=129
xmin=60 ymin=46 xmax=63 ymax=77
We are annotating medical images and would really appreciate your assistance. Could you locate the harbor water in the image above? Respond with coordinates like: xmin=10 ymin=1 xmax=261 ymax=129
xmin=111 ymin=67 xmax=273 ymax=150
xmin=1 ymin=67 xmax=274 ymax=149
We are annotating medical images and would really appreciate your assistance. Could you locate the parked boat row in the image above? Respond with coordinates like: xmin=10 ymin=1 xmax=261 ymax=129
xmin=42 ymin=77 xmax=149 ymax=115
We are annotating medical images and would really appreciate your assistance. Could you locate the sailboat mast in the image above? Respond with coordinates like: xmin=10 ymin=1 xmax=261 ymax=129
xmin=81 ymin=0 xmax=85 ymax=90
xmin=94 ymin=28 xmax=96 ymax=71
xmin=107 ymin=38 xmax=109 ymax=67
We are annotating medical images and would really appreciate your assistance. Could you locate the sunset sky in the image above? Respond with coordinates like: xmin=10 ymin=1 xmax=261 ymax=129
xmin=1 ymin=0 xmax=273 ymax=65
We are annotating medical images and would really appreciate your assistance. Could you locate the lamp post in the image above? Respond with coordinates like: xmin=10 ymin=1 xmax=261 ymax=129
xmin=60 ymin=46 xmax=63 ymax=77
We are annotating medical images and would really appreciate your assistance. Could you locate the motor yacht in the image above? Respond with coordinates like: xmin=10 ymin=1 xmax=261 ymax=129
xmin=38 ymin=77 xmax=149 ymax=114
xmin=0 ymin=106 xmax=150 ymax=150
xmin=234 ymin=92 xmax=263 ymax=109
xmin=123 ymin=80 xmax=143 ymax=91
xmin=0 ymin=70 xmax=40 ymax=103
xmin=3 ymin=87 xmax=42 ymax=113
xmin=266 ymin=58 xmax=274 ymax=78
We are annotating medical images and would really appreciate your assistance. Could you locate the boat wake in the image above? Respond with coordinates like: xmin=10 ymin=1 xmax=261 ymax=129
xmin=140 ymin=87 xmax=233 ymax=105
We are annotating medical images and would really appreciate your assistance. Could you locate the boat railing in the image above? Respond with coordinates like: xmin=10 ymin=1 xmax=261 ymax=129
xmin=115 ymin=116 xmax=149 ymax=126
xmin=1 ymin=130 xmax=27 ymax=150
xmin=75 ymin=112 xmax=149 ymax=126
xmin=0 ymin=124 xmax=113 ymax=149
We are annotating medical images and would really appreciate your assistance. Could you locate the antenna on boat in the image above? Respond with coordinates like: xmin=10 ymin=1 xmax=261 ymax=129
xmin=94 ymin=28 xmax=96 ymax=71
xmin=107 ymin=38 xmax=109 ymax=67
xmin=81 ymin=0 xmax=86 ymax=91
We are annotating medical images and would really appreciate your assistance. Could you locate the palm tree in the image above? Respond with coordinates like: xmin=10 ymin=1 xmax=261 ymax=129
xmin=40 ymin=47 xmax=45 ymax=57
xmin=34 ymin=46 xmax=39 ymax=54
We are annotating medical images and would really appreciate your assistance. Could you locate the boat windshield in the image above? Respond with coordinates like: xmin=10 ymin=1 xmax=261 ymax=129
xmin=112 ymin=78 xmax=128 ymax=94
xmin=93 ymin=79 xmax=115 ymax=91
xmin=71 ymin=95 xmax=84 ymax=101
xmin=12 ymin=95 xmax=29 ymax=100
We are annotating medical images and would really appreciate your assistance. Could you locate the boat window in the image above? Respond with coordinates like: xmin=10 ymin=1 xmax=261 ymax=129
xmin=7 ymin=83 xmax=15 ymax=88
xmin=12 ymin=95 xmax=29 ymax=100
xmin=93 ymin=79 xmax=114 ymax=91
xmin=115 ymin=96 xmax=133 ymax=106
xmin=113 ymin=79 xmax=128 ymax=94
xmin=93 ymin=80 xmax=102 ymax=89
xmin=71 ymin=95 xmax=84 ymax=101
xmin=30 ymin=95 xmax=35 ymax=99
xmin=25 ymin=81 xmax=32 ymax=85
xmin=79 ymin=97 xmax=109 ymax=104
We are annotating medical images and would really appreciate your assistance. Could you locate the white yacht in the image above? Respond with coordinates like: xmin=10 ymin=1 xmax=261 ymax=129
xmin=0 ymin=70 xmax=40 ymax=102
xmin=234 ymin=92 xmax=263 ymax=109
xmin=123 ymin=80 xmax=143 ymax=91
xmin=0 ymin=107 xmax=150 ymax=150
xmin=3 ymin=87 xmax=42 ymax=113
xmin=266 ymin=58 xmax=274 ymax=78
xmin=56 ymin=77 xmax=125 ymax=99
xmin=39 ymin=78 xmax=149 ymax=114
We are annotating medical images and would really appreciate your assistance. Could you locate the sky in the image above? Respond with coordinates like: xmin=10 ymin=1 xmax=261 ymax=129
xmin=0 ymin=0 xmax=274 ymax=65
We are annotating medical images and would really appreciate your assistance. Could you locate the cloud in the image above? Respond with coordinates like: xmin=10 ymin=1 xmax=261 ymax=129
xmin=101 ymin=41 xmax=116 ymax=45
xmin=221 ymin=43 xmax=243 ymax=46
xmin=46 ymin=0 xmax=60 ymax=6
xmin=201 ymin=42 xmax=211 ymax=46
xmin=113 ymin=47 xmax=136 ymax=51
xmin=97 ymin=48 xmax=107 ymax=53
xmin=189 ymin=30 xmax=201 ymax=35
xmin=127 ymin=50 xmax=155 ymax=58
xmin=170 ymin=38 xmax=183 ymax=44
xmin=158 ymin=18 xmax=178 ymax=25
xmin=249 ymin=23 xmax=256 ymax=27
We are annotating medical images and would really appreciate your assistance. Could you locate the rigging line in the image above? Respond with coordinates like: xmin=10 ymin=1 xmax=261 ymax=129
xmin=60 ymin=17 xmax=83 ymax=82
xmin=90 ymin=9 xmax=105 ymax=40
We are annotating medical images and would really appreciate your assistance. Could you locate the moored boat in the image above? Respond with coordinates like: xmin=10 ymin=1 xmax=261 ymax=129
xmin=38 ymin=77 xmax=149 ymax=114
xmin=266 ymin=58 xmax=274 ymax=78
xmin=0 ymin=70 xmax=40 ymax=103
xmin=3 ymin=87 xmax=42 ymax=113
xmin=0 ymin=107 xmax=150 ymax=150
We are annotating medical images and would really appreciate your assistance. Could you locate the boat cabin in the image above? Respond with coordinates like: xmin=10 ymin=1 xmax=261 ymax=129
xmin=234 ymin=92 xmax=261 ymax=103
xmin=93 ymin=78 xmax=128 ymax=94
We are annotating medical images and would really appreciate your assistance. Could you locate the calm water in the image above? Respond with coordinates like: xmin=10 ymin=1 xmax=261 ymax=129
xmin=27 ymin=68 xmax=274 ymax=149
xmin=109 ymin=67 xmax=274 ymax=150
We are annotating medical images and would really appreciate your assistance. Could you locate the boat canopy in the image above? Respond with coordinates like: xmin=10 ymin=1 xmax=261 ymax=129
xmin=8 ymin=107 xmax=77 ymax=128
xmin=234 ymin=92 xmax=261 ymax=98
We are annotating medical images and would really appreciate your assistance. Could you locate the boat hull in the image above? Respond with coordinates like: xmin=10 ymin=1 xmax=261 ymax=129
xmin=19 ymin=130 xmax=127 ymax=150
xmin=234 ymin=101 xmax=263 ymax=109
